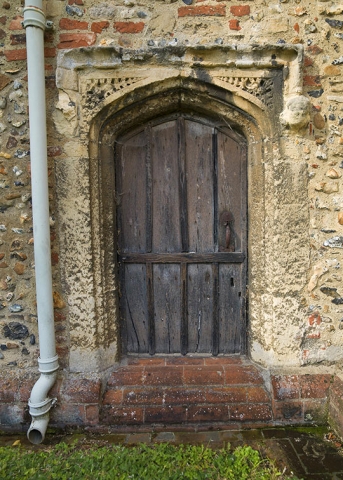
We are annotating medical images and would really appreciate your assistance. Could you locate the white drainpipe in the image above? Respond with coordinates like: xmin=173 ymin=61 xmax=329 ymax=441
xmin=23 ymin=1 xmax=59 ymax=444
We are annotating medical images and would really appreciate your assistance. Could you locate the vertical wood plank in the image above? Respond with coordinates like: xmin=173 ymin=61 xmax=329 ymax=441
xmin=123 ymin=264 xmax=149 ymax=353
xmin=178 ymin=117 xmax=189 ymax=253
xmin=181 ymin=262 xmax=188 ymax=355
xmin=146 ymin=262 xmax=155 ymax=355
xmin=212 ymin=263 xmax=219 ymax=356
xmin=219 ymin=263 xmax=242 ymax=354
xmin=186 ymin=121 xmax=214 ymax=253
xmin=187 ymin=264 xmax=213 ymax=353
xmin=153 ymin=264 xmax=181 ymax=353
xmin=118 ymin=130 xmax=147 ymax=253
xmin=151 ymin=121 xmax=181 ymax=253
xmin=213 ymin=130 xmax=218 ymax=252
xmin=146 ymin=126 xmax=153 ymax=253
xmin=217 ymin=131 xmax=243 ymax=252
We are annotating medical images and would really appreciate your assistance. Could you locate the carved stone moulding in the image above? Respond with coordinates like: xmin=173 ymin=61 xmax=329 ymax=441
xmin=56 ymin=43 xmax=305 ymax=133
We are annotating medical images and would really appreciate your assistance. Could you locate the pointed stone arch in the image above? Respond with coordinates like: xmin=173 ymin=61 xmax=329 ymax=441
xmin=54 ymin=45 xmax=309 ymax=372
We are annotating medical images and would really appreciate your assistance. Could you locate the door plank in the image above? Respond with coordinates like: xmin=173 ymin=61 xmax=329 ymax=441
xmin=153 ymin=264 xmax=181 ymax=353
xmin=187 ymin=264 xmax=213 ymax=353
xmin=217 ymin=131 xmax=243 ymax=252
xmin=118 ymin=130 xmax=147 ymax=253
xmin=151 ymin=121 xmax=181 ymax=253
xmin=186 ymin=120 xmax=214 ymax=253
xmin=123 ymin=264 xmax=149 ymax=353
xmin=219 ymin=263 xmax=242 ymax=354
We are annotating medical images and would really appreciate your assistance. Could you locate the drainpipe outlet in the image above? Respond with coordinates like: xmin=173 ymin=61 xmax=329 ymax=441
xmin=27 ymin=355 xmax=59 ymax=445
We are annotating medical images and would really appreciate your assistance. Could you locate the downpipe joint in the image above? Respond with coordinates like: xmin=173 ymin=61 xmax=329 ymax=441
xmin=22 ymin=5 xmax=46 ymax=31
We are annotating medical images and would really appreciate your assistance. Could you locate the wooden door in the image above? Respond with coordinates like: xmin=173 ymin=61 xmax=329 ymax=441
xmin=116 ymin=114 xmax=247 ymax=356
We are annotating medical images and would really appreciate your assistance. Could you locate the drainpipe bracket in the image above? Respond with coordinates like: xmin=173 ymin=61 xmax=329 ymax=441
xmin=38 ymin=355 xmax=59 ymax=374
xmin=22 ymin=5 xmax=46 ymax=31
xmin=28 ymin=397 xmax=57 ymax=417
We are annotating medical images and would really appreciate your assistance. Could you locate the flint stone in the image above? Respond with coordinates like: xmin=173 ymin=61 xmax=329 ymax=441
xmin=8 ymin=304 xmax=24 ymax=313
xmin=308 ymin=89 xmax=324 ymax=98
xmin=66 ymin=5 xmax=84 ymax=17
xmin=325 ymin=18 xmax=343 ymax=29
xmin=320 ymin=286 xmax=340 ymax=297
xmin=332 ymin=298 xmax=343 ymax=304
xmin=3 ymin=321 xmax=29 ymax=339
xmin=324 ymin=236 xmax=343 ymax=248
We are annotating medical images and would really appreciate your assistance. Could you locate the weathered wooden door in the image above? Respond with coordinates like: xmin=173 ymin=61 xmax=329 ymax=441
xmin=116 ymin=114 xmax=247 ymax=356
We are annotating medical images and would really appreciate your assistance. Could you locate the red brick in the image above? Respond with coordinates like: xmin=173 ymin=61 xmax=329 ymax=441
xmin=224 ymin=366 xmax=263 ymax=385
xmin=230 ymin=5 xmax=250 ymax=16
xmin=69 ymin=0 xmax=84 ymax=4
xmin=166 ymin=357 xmax=204 ymax=365
xmin=61 ymin=378 xmax=101 ymax=404
xmin=122 ymin=388 xmax=164 ymax=405
xmin=145 ymin=405 xmax=187 ymax=424
xmin=307 ymin=44 xmax=323 ymax=55
xmin=306 ymin=332 xmax=321 ymax=339
xmin=59 ymin=18 xmax=89 ymax=30
xmin=178 ymin=5 xmax=226 ymax=17
xmin=127 ymin=357 xmax=165 ymax=366
xmin=300 ymin=374 xmax=331 ymax=399
xmin=10 ymin=33 xmax=26 ymax=45
xmin=85 ymin=405 xmax=99 ymax=424
xmin=4 ymin=49 xmax=27 ymax=61
xmin=246 ymin=386 xmax=270 ymax=403
xmin=0 ymin=376 xmax=17 ymax=402
xmin=47 ymin=146 xmax=63 ymax=157
xmin=229 ymin=403 xmax=272 ymax=422
xmin=188 ymin=405 xmax=229 ymax=422
xmin=271 ymin=375 xmax=300 ymax=400
xmin=103 ymin=389 xmax=123 ymax=405
xmin=163 ymin=387 xmax=247 ymax=405
xmin=308 ymin=312 xmax=321 ymax=326
xmin=204 ymin=356 xmax=243 ymax=365
xmin=0 ymin=404 xmax=25 ymax=425
xmin=229 ymin=19 xmax=241 ymax=30
xmin=51 ymin=403 xmax=86 ymax=425
xmin=273 ymin=401 xmax=302 ymax=422
xmin=91 ymin=21 xmax=109 ymax=33
xmin=303 ymin=75 xmax=321 ymax=87
xmin=9 ymin=16 xmax=23 ymax=31
xmin=51 ymin=251 xmax=59 ymax=266
xmin=183 ymin=366 xmax=224 ymax=386
xmin=114 ymin=22 xmax=144 ymax=34
xmin=107 ymin=367 xmax=145 ymax=387
xmin=304 ymin=55 xmax=314 ymax=67
xmin=17 ymin=376 xmax=40 ymax=402
xmin=144 ymin=366 xmax=183 ymax=386
xmin=101 ymin=406 xmax=144 ymax=425
xmin=58 ymin=33 xmax=96 ymax=49
xmin=54 ymin=311 xmax=66 ymax=322
xmin=294 ymin=23 xmax=299 ymax=33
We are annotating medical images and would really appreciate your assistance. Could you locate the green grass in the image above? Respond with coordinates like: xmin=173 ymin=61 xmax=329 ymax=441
xmin=0 ymin=441 xmax=300 ymax=480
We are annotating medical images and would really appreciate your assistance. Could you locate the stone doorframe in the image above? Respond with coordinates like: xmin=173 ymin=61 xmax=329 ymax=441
xmin=54 ymin=44 xmax=309 ymax=372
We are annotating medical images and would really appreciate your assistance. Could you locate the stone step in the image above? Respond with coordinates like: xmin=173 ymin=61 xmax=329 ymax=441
xmin=100 ymin=356 xmax=273 ymax=426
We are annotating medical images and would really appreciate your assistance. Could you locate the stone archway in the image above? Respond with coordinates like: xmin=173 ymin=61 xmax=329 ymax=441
xmin=54 ymin=45 xmax=309 ymax=372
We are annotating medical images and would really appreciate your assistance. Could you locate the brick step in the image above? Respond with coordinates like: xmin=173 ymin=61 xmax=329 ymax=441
xmin=100 ymin=356 xmax=273 ymax=426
